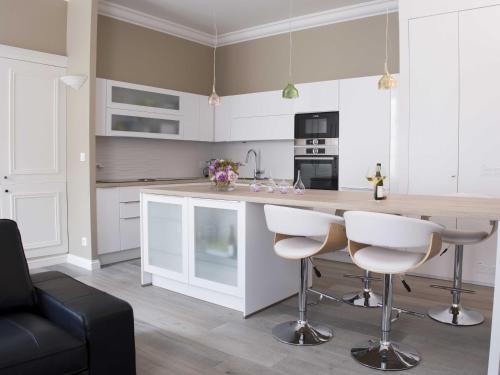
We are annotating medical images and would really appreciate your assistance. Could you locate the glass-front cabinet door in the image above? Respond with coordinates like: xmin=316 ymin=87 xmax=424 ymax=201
xmin=142 ymin=195 xmax=188 ymax=282
xmin=188 ymin=199 xmax=244 ymax=296
xmin=107 ymin=80 xmax=182 ymax=115
xmin=107 ymin=108 xmax=182 ymax=139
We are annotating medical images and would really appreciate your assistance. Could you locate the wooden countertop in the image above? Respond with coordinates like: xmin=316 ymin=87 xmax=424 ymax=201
xmin=143 ymin=183 xmax=500 ymax=220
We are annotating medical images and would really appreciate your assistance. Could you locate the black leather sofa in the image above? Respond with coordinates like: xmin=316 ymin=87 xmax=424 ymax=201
xmin=0 ymin=219 xmax=136 ymax=375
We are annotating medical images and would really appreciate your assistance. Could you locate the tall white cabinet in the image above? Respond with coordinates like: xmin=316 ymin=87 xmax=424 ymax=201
xmin=0 ymin=57 xmax=68 ymax=258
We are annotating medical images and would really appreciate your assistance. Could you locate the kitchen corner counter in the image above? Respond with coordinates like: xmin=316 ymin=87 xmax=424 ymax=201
xmin=143 ymin=183 xmax=500 ymax=220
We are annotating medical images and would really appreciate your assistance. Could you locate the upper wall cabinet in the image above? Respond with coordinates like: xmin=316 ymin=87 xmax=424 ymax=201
xmin=96 ymin=79 xmax=213 ymax=142
xmin=294 ymin=80 xmax=339 ymax=114
xmin=214 ymin=80 xmax=340 ymax=142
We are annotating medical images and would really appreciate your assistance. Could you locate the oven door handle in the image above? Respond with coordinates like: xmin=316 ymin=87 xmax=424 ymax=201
xmin=294 ymin=156 xmax=335 ymax=160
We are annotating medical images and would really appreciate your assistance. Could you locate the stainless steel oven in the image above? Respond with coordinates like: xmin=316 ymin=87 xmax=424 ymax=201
xmin=294 ymin=140 xmax=339 ymax=190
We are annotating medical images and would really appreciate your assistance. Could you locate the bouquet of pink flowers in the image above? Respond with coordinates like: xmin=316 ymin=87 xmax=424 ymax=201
xmin=208 ymin=159 xmax=240 ymax=190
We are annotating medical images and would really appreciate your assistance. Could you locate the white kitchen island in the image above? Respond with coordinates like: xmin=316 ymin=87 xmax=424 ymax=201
xmin=141 ymin=183 xmax=500 ymax=375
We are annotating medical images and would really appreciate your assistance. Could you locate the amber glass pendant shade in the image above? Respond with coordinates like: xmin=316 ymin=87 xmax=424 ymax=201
xmin=378 ymin=63 xmax=397 ymax=90
xmin=208 ymin=84 xmax=221 ymax=106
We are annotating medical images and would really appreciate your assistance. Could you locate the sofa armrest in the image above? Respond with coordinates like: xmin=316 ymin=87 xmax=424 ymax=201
xmin=31 ymin=271 xmax=136 ymax=375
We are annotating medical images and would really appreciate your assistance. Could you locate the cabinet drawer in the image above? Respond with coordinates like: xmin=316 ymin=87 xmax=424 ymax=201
xmin=119 ymin=187 xmax=141 ymax=202
xmin=120 ymin=202 xmax=140 ymax=218
xmin=120 ymin=217 xmax=140 ymax=250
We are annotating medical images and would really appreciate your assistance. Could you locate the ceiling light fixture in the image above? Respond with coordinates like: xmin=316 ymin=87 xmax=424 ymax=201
xmin=208 ymin=11 xmax=221 ymax=106
xmin=378 ymin=8 xmax=396 ymax=90
xmin=282 ymin=0 xmax=299 ymax=99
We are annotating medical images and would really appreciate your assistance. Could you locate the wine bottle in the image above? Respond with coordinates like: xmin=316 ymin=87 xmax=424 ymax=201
xmin=374 ymin=163 xmax=385 ymax=200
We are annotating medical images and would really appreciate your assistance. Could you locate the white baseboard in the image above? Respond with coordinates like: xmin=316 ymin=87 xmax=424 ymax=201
xmin=28 ymin=254 xmax=68 ymax=270
xmin=66 ymin=254 xmax=101 ymax=271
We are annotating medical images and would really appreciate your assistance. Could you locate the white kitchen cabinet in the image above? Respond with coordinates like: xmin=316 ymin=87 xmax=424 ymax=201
xmin=96 ymin=187 xmax=120 ymax=254
xmin=408 ymin=13 xmax=459 ymax=195
xmin=106 ymin=79 xmax=183 ymax=116
xmin=198 ymin=95 xmax=214 ymax=141
xmin=189 ymin=198 xmax=244 ymax=297
xmin=0 ymin=57 xmax=68 ymax=258
xmin=96 ymin=79 xmax=213 ymax=142
xmin=106 ymin=108 xmax=183 ymax=140
xmin=95 ymin=78 xmax=106 ymax=136
xmin=294 ymin=80 xmax=339 ymax=114
xmin=229 ymin=115 xmax=293 ymax=141
xmin=458 ymin=5 xmax=500 ymax=196
xmin=214 ymin=95 xmax=233 ymax=142
xmin=142 ymin=194 xmax=189 ymax=282
xmin=141 ymin=193 xmax=297 ymax=316
xmin=97 ymin=186 xmax=147 ymax=261
xmin=338 ymin=75 xmax=393 ymax=190
xmin=231 ymin=90 xmax=293 ymax=118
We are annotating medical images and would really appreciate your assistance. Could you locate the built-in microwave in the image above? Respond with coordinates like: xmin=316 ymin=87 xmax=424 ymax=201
xmin=294 ymin=112 xmax=339 ymax=140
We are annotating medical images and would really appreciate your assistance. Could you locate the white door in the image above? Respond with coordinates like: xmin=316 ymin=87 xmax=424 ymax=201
xmin=0 ymin=58 xmax=68 ymax=257
xmin=339 ymin=75 xmax=392 ymax=190
xmin=142 ymin=194 xmax=189 ymax=282
xmin=188 ymin=198 xmax=244 ymax=297
xmin=408 ymin=13 xmax=459 ymax=195
xmin=458 ymin=5 xmax=500 ymax=196
xmin=1 ymin=183 xmax=68 ymax=258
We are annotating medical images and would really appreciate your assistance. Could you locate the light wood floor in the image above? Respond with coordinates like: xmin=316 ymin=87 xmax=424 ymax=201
xmin=38 ymin=259 xmax=493 ymax=375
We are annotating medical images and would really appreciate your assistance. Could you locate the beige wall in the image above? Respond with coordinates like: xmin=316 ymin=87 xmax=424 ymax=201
xmin=66 ymin=0 xmax=98 ymax=260
xmin=217 ymin=13 xmax=399 ymax=95
xmin=0 ymin=0 xmax=66 ymax=55
xmin=97 ymin=15 xmax=213 ymax=95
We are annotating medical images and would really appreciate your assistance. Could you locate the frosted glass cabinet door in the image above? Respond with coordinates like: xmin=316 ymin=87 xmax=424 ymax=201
xmin=189 ymin=199 xmax=243 ymax=296
xmin=143 ymin=195 xmax=188 ymax=282
xmin=107 ymin=109 xmax=182 ymax=139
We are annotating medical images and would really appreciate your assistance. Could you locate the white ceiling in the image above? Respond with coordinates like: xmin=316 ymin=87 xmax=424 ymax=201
xmin=102 ymin=0 xmax=381 ymax=35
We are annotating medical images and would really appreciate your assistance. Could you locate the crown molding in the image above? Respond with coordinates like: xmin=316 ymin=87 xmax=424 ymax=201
xmin=98 ymin=0 xmax=398 ymax=48
xmin=218 ymin=0 xmax=398 ymax=46
xmin=0 ymin=44 xmax=68 ymax=67
xmin=98 ymin=0 xmax=215 ymax=47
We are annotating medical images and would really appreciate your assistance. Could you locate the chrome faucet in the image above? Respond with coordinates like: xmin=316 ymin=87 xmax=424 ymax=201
xmin=245 ymin=149 xmax=265 ymax=179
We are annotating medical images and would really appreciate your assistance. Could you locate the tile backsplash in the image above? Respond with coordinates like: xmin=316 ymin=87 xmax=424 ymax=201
xmin=96 ymin=137 xmax=294 ymax=181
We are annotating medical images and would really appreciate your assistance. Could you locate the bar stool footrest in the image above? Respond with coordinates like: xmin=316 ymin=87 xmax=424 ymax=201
xmin=430 ymin=284 xmax=475 ymax=294
xmin=343 ymin=273 xmax=382 ymax=282
xmin=343 ymin=290 xmax=383 ymax=308
xmin=307 ymin=288 xmax=342 ymax=303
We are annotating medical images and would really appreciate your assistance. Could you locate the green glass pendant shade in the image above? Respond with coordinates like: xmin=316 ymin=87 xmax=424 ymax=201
xmin=282 ymin=82 xmax=299 ymax=99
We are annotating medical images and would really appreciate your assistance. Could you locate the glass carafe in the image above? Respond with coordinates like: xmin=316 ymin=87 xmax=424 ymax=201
xmin=293 ymin=170 xmax=306 ymax=195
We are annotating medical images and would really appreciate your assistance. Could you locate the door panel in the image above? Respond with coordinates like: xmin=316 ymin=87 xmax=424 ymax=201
xmin=458 ymin=5 xmax=500 ymax=196
xmin=1 ymin=183 xmax=68 ymax=258
xmin=0 ymin=58 xmax=66 ymax=183
xmin=408 ymin=13 xmax=459 ymax=194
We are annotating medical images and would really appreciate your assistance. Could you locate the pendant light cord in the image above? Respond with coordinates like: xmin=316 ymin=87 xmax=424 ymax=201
xmin=288 ymin=0 xmax=293 ymax=80
xmin=384 ymin=7 xmax=389 ymax=72
xmin=213 ymin=11 xmax=218 ymax=89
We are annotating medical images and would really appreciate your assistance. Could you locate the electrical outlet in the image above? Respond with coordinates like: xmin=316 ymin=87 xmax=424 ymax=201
xmin=80 ymin=152 xmax=86 ymax=162
xmin=81 ymin=237 xmax=87 ymax=247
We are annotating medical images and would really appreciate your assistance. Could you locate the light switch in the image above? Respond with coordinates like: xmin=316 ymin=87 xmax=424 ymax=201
xmin=80 ymin=152 xmax=86 ymax=162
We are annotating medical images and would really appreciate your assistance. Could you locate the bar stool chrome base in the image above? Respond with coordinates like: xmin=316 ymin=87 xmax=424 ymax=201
xmin=428 ymin=305 xmax=484 ymax=326
xmin=351 ymin=340 xmax=421 ymax=371
xmin=343 ymin=290 xmax=383 ymax=308
xmin=272 ymin=320 xmax=333 ymax=346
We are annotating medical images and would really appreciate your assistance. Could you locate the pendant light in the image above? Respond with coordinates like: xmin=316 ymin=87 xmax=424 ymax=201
xmin=208 ymin=11 xmax=221 ymax=106
xmin=378 ymin=7 xmax=397 ymax=90
xmin=282 ymin=0 xmax=299 ymax=99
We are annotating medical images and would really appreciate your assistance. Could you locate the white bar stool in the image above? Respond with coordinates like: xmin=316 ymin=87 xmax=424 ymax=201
xmin=427 ymin=220 xmax=497 ymax=326
xmin=344 ymin=211 xmax=443 ymax=371
xmin=264 ymin=204 xmax=347 ymax=346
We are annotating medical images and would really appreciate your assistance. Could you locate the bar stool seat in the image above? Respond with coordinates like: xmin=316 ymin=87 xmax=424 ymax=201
xmin=441 ymin=229 xmax=488 ymax=244
xmin=353 ymin=247 xmax=425 ymax=274
xmin=274 ymin=237 xmax=323 ymax=259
